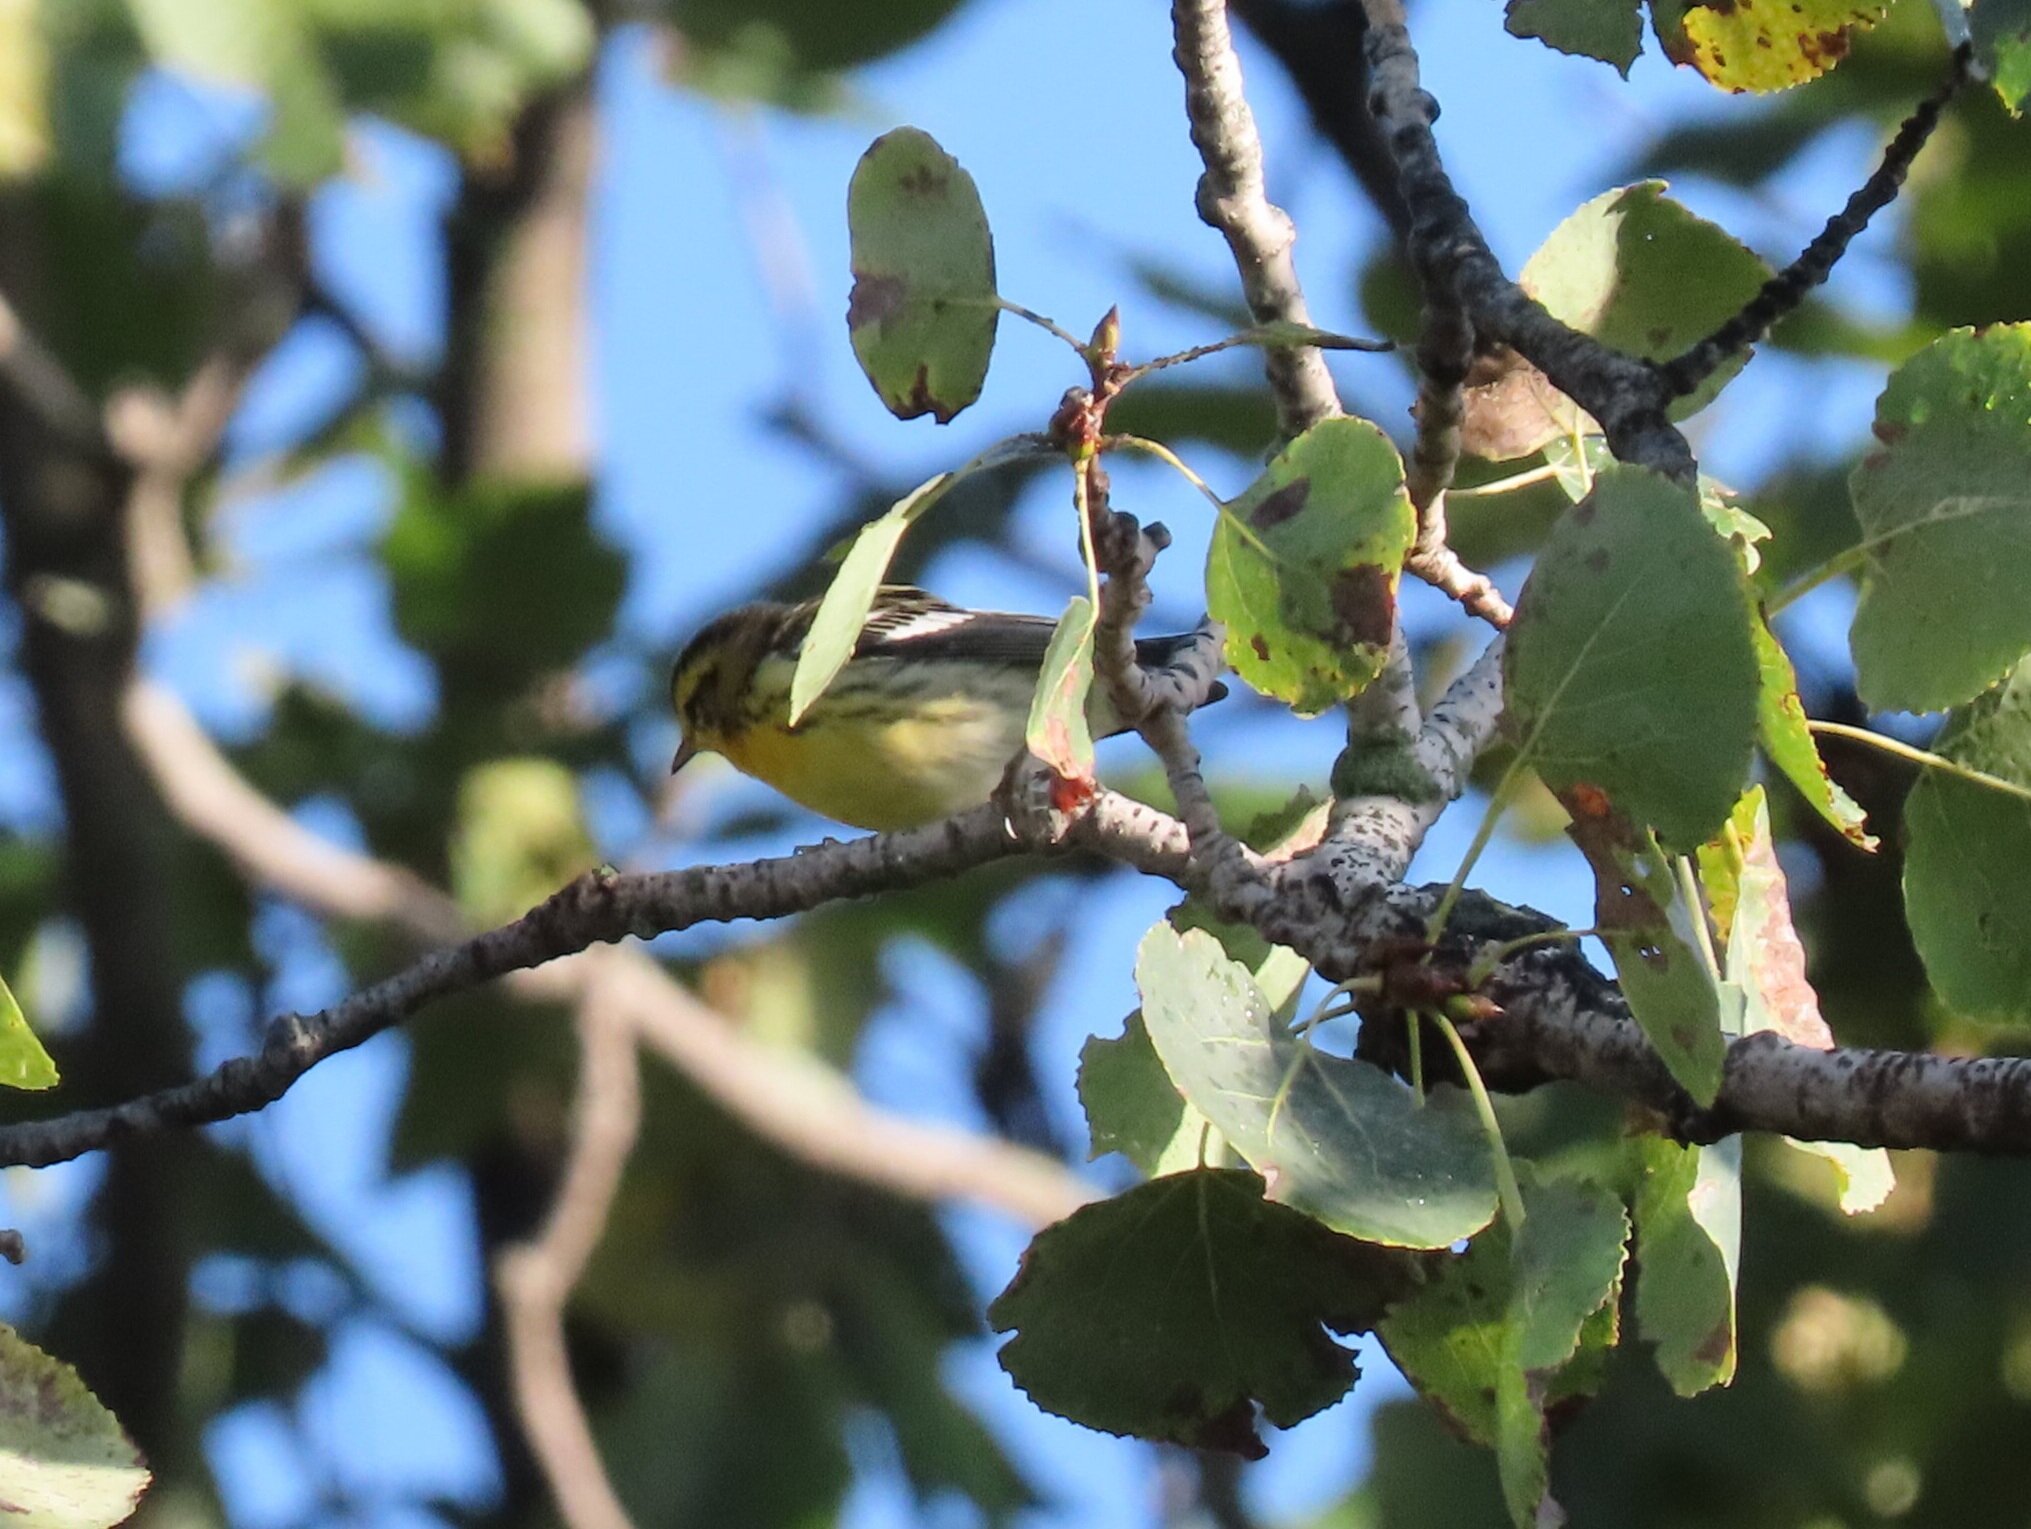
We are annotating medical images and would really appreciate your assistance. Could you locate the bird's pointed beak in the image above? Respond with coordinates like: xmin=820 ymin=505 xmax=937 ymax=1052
xmin=671 ymin=736 xmax=701 ymax=775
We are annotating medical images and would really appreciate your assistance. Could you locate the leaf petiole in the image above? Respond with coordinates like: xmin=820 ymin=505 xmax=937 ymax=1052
xmin=1432 ymin=1010 xmax=1524 ymax=1232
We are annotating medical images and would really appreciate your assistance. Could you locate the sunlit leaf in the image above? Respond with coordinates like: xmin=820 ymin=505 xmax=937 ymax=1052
xmin=1504 ymin=464 xmax=1761 ymax=852
xmin=1904 ymin=655 xmax=2031 ymax=1023
xmin=1632 ymin=1134 xmax=1740 ymax=1394
xmin=1474 ymin=183 xmax=1770 ymax=458
xmin=989 ymin=1169 xmax=1407 ymax=1457
xmin=846 ymin=126 xmax=998 ymax=423
xmin=1849 ymin=325 xmax=2031 ymax=712
xmin=1753 ymin=618 xmax=1875 ymax=849
xmin=1206 ymin=417 xmax=1415 ymax=716
xmin=1670 ymin=0 xmax=1885 ymax=92
xmin=1135 ymin=924 xmax=1497 ymax=1248
xmin=789 ymin=437 xmax=1050 ymax=723
xmin=0 ymin=1323 xmax=150 ymax=1527
xmin=0 ymin=968 xmax=55 ymax=1091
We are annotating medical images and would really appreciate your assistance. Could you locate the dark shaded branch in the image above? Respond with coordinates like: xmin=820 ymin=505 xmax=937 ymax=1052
xmin=1358 ymin=4 xmax=1694 ymax=482
xmin=1657 ymin=43 xmax=1973 ymax=401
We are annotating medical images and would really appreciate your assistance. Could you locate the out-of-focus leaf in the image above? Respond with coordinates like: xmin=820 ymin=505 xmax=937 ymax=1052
xmin=846 ymin=127 xmax=998 ymax=423
xmin=1207 ymin=417 xmax=1415 ymax=716
xmin=1024 ymin=596 xmax=1096 ymax=786
xmin=1102 ymin=382 xmax=1277 ymax=459
xmin=384 ymin=475 xmax=624 ymax=700
xmin=990 ymin=1169 xmax=1406 ymax=1458
xmin=1633 ymin=1133 xmax=1741 ymax=1394
xmin=451 ymin=757 xmax=593 ymax=927
xmin=1505 ymin=0 xmax=1643 ymax=74
xmin=1848 ymin=324 xmax=2031 ymax=712
xmin=1503 ymin=465 xmax=1760 ymax=852
xmin=0 ymin=0 xmax=51 ymax=176
xmin=666 ymin=0 xmax=970 ymax=74
xmin=0 ymin=1323 xmax=150 ymax=1527
xmin=0 ymin=968 xmax=54 ymax=1090
xmin=1135 ymin=925 xmax=1497 ymax=1248
xmin=1667 ymin=0 xmax=1886 ymax=91
xmin=1904 ymin=655 xmax=2031 ymax=1023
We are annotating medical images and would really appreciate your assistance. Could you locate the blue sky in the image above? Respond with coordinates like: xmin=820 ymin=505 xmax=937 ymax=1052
xmin=0 ymin=0 xmax=1915 ymax=1524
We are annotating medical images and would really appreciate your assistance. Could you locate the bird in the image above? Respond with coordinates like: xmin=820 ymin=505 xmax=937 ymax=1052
xmin=669 ymin=586 xmax=1224 ymax=830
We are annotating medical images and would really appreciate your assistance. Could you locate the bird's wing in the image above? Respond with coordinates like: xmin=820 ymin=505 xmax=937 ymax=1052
xmin=854 ymin=588 xmax=1060 ymax=666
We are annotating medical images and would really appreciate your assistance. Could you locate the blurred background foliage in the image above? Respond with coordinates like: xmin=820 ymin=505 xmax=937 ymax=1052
xmin=0 ymin=0 xmax=2029 ymax=1525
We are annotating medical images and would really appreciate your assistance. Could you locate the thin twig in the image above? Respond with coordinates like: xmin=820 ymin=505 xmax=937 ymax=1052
xmin=1656 ymin=44 xmax=1973 ymax=401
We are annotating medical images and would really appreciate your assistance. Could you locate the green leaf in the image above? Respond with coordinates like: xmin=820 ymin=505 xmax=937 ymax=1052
xmin=1377 ymin=1177 xmax=1626 ymax=1472
xmin=1632 ymin=1134 xmax=1740 ymax=1395
xmin=0 ymin=968 xmax=56 ymax=1091
xmin=1503 ymin=464 xmax=1761 ymax=852
xmin=1904 ymin=655 xmax=2031 ymax=1022
xmin=1848 ymin=325 xmax=2031 ymax=712
xmin=451 ymin=758 xmax=593 ymax=928
xmin=1505 ymin=0 xmax=1643 ymax=74
xmin=788 ymin=436 xmax=1050 ymax=723
xmin=1973 ymin=0 xmax=2031 ymax=113
xmin=0 ymin=0 xmax=51 ymax=177
xmin=1753 ymin=618 xmax=1875 ymax=849
xmin=1076 ymin=1013 xmax=1213 ymax=1176
xmin=1567 ymin=805 xmax=1727 ymax=1104
xmin=1206 ymin=417 xmax=1416 ymax=717
xmin=1701 ymin=788 xmax=1893 ymax=1212
xmin=989 ymin=1169 xmax=1405 ymax=1458
xmin=1667 ymin=0 xmax=1885 ymax=92
xmin=1506 ymin=183 xmax=1771 ymax=454
xmin=846 ymin=127 xmax=998 ymax=423
xmin=1496 ymin=1179 xmax=1631 ymax=1528
xmin=1024 ymin=596 xmax=1096 ymax=784
xmin=0 ymin=1323 xmax=151 ymax=1527
xmin=1134 ymin=924 xmax=1497 ymax=1248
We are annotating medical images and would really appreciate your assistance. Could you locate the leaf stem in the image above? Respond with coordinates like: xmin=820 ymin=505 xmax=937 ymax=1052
xmin=1432 ymin=1011 xmax=1524 ymax=1231
xmin=1809 ymin=720 xmax=2031 ymax=807
xmin=1406 ymin=1011 xmax=1425 ymax=1106
xmin=1118 ymin=322 xmax=1392 ymax=386
xmin=1425 ymin=756 xmax=1528 ymax=941
xmin=1675 ymin=855 xmax=1724 ymax=985
xmin=1465 ymin=927 xmax=1599 ymax=988
xmin=1766 ymin=544 xmax=1868 ymax=616
xmin=1448 ymin=462 xmax=1564 ymax=499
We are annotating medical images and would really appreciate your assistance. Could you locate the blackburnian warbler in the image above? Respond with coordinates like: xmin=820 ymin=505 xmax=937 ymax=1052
xmin=669 ymin=586 xmax=1223 ymax=829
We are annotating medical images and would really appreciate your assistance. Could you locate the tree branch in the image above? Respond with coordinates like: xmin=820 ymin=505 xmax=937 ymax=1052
xmin=497 ymin=991 xmax=640 ymax=1529
xmin=1171 ymin=0 xmax=1342 ymax=440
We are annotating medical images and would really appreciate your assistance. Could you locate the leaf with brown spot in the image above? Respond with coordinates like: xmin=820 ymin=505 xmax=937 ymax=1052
xmin=1207 ymin=418 xmax=1415 ymax=716
xmin=1566 ymin=799 xmax=1728 ymax=1105
xmin=845 ymin=127 xmax=998 ymax=422
xmin=1666 ymin=0 xmax=1884 ymax=91
xmin=1024 ymin=596 xmax=1097 ymax=786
